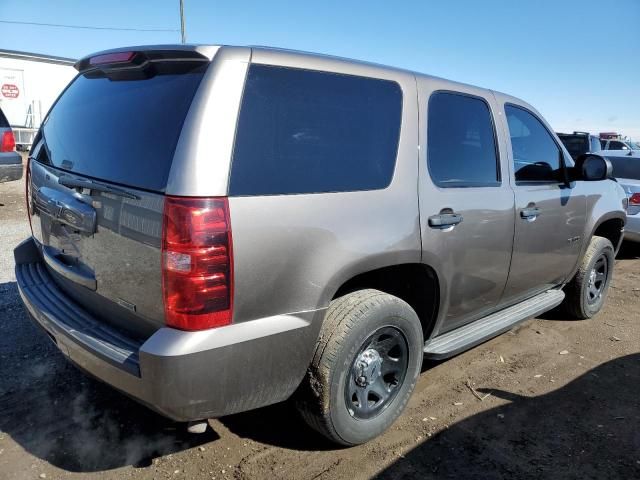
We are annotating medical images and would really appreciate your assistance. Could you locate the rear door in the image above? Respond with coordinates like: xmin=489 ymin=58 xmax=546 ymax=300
xmin=418 ymin=82 xmax=515 ymax=333
xmin=499 ymin=103 xmax=586 ymax=304
xmin=27 ymin=52 xmax=207 ymax=337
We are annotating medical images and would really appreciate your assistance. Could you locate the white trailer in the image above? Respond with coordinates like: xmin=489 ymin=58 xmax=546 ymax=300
xmin=0 ymin=49 xmax=76 ymax=148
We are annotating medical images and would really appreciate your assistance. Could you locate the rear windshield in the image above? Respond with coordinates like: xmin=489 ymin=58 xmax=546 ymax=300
xmin=606 ymin=156 xmax=640 ymax=180
xmin=558 ymin=134 xmax=589 ymax=159
xmin=39 ymin=64 xmax=205 ymax=192
xmin=0 ymin=108 xmax=9 ymax=128
xmin=229 ymin=65 xmax=402 ymax=196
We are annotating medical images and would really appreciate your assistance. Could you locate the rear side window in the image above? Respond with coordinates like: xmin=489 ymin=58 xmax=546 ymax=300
xmin=427 ymin=92 xmax=500 ymax=188
xmin=505 ymin=105 xmax=562 ymax=184
xmin=40 ymin=64 xmax=205 ymax=192
xmin=229 ymin=65 xmax=402 ymax=196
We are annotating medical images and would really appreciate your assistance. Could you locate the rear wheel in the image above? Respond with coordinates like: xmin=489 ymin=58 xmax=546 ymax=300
xmin=296 ymin=289 xmax=423 ymax=446
xmin=562 ymin=235 xmax=614 ymax=319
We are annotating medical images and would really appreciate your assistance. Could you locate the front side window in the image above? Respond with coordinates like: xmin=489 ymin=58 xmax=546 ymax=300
xmin=609 ymin=141 xmax=627 ymax=150
xmin=427 ymin=92 xmax=500 ymax=188
xmin=229 ymin=65 xmax=402 ymax=196
xmin=505 ymin=105 xmax=563 ymax=184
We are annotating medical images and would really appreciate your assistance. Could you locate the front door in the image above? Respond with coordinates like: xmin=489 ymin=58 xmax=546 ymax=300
xmin=499 ymin=103 xmax=586 ymax=304
xmin=418 ymin=84 xmax=515 ymax=333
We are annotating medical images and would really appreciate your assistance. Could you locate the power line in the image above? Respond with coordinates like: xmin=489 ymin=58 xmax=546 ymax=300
xmin=0 ymin=19 xmax=179 ymax=33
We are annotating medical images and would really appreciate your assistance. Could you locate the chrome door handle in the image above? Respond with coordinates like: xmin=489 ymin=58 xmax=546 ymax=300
xmin=428 ymin=213 xmax=463 ymax=229
xmin=520 ymin=207 xmax=541 ymax=221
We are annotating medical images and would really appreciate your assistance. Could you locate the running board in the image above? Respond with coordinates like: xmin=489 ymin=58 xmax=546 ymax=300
xmin=423 ymin=289 xmax=565 ymax=360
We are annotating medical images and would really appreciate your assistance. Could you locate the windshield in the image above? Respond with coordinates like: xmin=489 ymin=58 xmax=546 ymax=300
xmin=40 ymin=64 xmax=205 ymax=192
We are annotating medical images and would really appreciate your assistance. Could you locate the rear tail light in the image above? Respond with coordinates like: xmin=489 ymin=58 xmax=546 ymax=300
xmin=162 ymin=196 xmax=233 ymax=330
xmin=630 ymin=193 xmax=640 ymax=206
xmin=1 ymin=131 xmax=15 ymax=152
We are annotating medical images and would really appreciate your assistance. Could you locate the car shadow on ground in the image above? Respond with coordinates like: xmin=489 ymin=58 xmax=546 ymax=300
xmin=375 ymin=352 xmax=640 ymax=479
xmin=3 ymin=276 xmax=640 ymax=475
xmin=0 ymin=281 xmax=217 ymax=472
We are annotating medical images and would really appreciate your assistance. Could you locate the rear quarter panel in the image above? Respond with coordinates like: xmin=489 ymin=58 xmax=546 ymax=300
xmin=569 ymin=178 xmax=627 ymax=278
xmin=228 ymin=50 xmax=421 ymax=323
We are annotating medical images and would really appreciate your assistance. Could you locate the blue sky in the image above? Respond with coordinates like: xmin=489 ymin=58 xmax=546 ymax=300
xmin=1 ymin=0 xmax=639 ymax=137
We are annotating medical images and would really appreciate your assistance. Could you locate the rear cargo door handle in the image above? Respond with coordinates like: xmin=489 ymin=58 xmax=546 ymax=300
xmin=35 ymin=186 xmax=97 ymax=235
xmin=42 ymin=246 xmax=97 ymax=291
xmin=520 ymin=206 xmax=541 ymax=221
xmin=428 ymin=213 xmax=463 ymax=229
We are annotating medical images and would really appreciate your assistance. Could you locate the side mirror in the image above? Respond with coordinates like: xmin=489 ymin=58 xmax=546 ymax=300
xmin=573 ymin=154 xmax=612 ymax=181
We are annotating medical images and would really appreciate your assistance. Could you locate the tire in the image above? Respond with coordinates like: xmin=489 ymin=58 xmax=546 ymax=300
xmin=296 ymin=289 xmax=423 ymax=446
xmin=562 ymin=235 xmax=615 ymax=319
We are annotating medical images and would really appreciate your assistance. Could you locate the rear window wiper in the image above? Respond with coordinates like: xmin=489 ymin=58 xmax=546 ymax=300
xmin=58 ymin=175 xmax=140 ymax=200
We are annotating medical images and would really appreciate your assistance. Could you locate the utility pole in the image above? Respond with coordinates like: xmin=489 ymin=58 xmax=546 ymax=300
xmin=180 ymin=0 xmax=186 ymax=44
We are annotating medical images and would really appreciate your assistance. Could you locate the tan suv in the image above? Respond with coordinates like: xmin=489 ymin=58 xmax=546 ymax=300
xmin=15 ymin=45 xmax=627 ymax=445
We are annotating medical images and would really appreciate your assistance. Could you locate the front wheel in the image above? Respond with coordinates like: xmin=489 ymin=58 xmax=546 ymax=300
xmin=296 ymin=289 xmax=423 ymax=446
xmin=562 ymin=235 xmax=615 ymax=319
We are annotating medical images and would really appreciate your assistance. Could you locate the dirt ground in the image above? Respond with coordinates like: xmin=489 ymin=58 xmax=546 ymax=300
xmin=0 ymin=163 xmax=639 ymax=480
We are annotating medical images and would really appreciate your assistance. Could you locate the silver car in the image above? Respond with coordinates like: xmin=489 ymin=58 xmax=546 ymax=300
xmin=14 ymin=45 xmax=627 ymax=445
xmin=0 ymin=107 xmax=22 ymax=183
xmin=603 ymin=155 xmax=640 ymax=242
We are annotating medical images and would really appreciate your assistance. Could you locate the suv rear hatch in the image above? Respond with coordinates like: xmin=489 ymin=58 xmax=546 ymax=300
xmin=27 ymin=49 xmax=209 ymax=338
xmin=557 ymin=132 xmax=590 ymax=161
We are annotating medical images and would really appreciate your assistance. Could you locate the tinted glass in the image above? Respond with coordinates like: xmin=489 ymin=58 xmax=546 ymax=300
xmin=609 ymin=141 xmax=626 ymax=150
xmin=600 ymin=139 xmax=606 ymax=149
xmin=229 ymin=65 xmax=402 ymax=196
xmin=558 ymin=134 xmax=589 ymax=160
xmin=0 ymin=107 xmax=9 ymax=127
xmin=590 ymin=136 xmax=602 ymax=152
xmin=40 ymin=65 xmax=205 ymax=192
xmin=606 ymin=156 xmax=640 ymax=180
xmin=505 ymin=105 xmax=562 ymax=183
xmin=427 ymin=92 xmax=499 ymax=187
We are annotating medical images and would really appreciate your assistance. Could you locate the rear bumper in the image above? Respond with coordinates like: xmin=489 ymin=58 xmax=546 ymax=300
xmin=0 ymin=152 xmax=23 ymax=183
xmin=14 ymin=237 xmax=323 ymax=421
xmin=625 ymin=214 xmax=640 ymax=243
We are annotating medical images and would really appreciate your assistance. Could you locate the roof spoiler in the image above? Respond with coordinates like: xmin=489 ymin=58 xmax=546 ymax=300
xmin=74 ymin=45 xmax=218 ymax=73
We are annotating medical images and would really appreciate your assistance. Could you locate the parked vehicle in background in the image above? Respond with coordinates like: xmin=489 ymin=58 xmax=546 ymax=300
xmin=602 ymin=155 xmax=640 ymax=243
xmin=14 ymin=45 xmax=628 ymax=446
xmin=557 ymin=131 xmax=602 ymax=160
xmin=0 ymin=106 xmax=22 ymax=183
xmin=600 ymin=139 xmax=640 ymax=151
